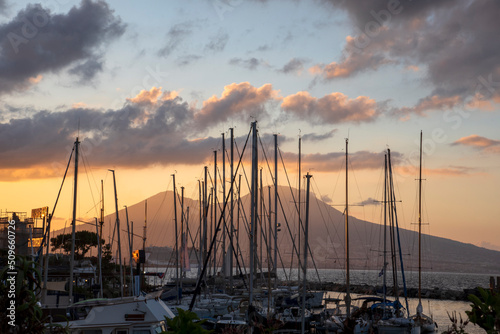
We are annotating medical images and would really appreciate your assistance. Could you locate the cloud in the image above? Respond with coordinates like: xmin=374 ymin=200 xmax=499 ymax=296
xmin=393 ymin=95 xmax=463 ymax=118
xmin=321 ymin=195 xmax=332 ymax=203
xmin=310 ymin=35 xmax=393 ymax=79
xmin=0 ymin=93 xmax=223 ymax=180
xmin=279 ymin=58 xmax=307 ymax=75
xmin=479 ymin=241 xmax=500 ymax=252
xmin=281 ymin=91 xmax=380 ymax=124
xmin=158 ymin=22 xmax=193 ymax=57
xmin=0 ymin=0 xmax=126 ymax=95
xmin=302 ymin=130 xmax=337 ymax=142
xmin=228 ymin=57 xmax=266 ymax=71
xmin=319 ymin=0 xmax=500 ymax=114
xmin=176 ymin=54 xmax=202 ymax=66
xmin=452 ymin=134 xmax=500 ymax=153
xmin=204 ymin=31 xmax=229 ymax=52
xmin=396 ymin=165 xmax=475 ymax=177
xmin=127 ymin=87 xmax=179 ymax=104
xmin=68 ymin=56 xmax=104 ymax=84
xmin=195 ymin=82 xmax=280 ymax=128
xmin=280 ymin=150 xmax=396 ymax=173
xmin=355 ymin=197 xmax=379 ymax=206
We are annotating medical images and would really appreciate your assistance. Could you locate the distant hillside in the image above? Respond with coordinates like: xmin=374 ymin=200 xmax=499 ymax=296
xmin=51 ymin=187 xmax=500 ymax=275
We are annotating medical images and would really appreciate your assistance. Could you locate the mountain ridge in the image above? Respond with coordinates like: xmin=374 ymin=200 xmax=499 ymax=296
xmin=51 ymin=187 xmax=500 ymax=275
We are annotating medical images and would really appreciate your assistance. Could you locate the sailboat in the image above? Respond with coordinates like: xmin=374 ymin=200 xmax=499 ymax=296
xmin=373 ymin=149 xmax=414 ymax=334
xmin=410 ymin=131 xmax=437 ymax=333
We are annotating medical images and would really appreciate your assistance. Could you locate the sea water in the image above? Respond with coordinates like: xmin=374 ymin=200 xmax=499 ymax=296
xmin=153 ymin=267 xmax=496 ymax=333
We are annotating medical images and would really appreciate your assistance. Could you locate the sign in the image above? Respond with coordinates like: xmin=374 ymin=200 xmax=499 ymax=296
xmin=31 ymin=207 xmax=48 ymax=219
xmin=132 ymin=249 xmax=145 ymax=264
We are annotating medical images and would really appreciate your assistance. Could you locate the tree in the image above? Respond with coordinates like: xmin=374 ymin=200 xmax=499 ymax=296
xmin=162 ymin=308 xmax=212 ymax=334
xmin=51 ymin=231 xmax=104 ymax=259
xmin=466 ymin=287 xmax=500 ymax=334
xmin=0 ymin=256 xmax=68 ymax=333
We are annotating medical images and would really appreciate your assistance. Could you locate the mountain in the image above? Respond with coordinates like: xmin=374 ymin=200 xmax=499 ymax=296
xmin=51 ymin=186 xmax=500 ymax=275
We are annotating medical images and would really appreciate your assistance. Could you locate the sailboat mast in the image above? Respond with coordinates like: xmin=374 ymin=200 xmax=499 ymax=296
xmin=110 ymin=169 xmax=124 ymax=298
xmin=213 ymin=150 xmax=217 ymax=277
xmin=172 ymin=174 xmax=179 ymax=303
xmin=249 ymin=121 xmax=258 ymax=305
xmin=100 ymin=180 xmax=104 ymax=240
xmin=301 ymin=172 xmax=312 ymax=333
xmin=125 ymin=206 xmax=133 ymax=296
xmin=198 ymin=180 xmax=202 ymax=277
xmin=274 ymin=134 xmax=278 ymax=289
xmin=222 ymin=133 xmax=226 ymax=278
xmin=418 ymin=130 xmax=423 ymax=313
xmin=69 ymin=137 xmax=79 ymax=304
xmin=383 ymin=153 xmax=388 ymax=317
xmin=181 ymin=186 xmax=184 ymax=279
xmin=298 ymin=136 xmax=301 ymax=281
xmin=229 ymin=128 xmax=234 ymax=289
xmin=345 ymin=138 xmax=351 ymax=317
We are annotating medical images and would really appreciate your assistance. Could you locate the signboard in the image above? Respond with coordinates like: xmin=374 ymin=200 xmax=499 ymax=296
xmin=31 ymin=207 xmax=48 ymax=219
xmin=132 ymin=249 xmax=145 ymax=264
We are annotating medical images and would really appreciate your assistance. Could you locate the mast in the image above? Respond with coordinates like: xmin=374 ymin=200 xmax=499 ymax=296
xmin=69 ymin=138 xmax=79 ymax=304
xmin=417 ymin=131 xmax=423 ymax=315
xmin=345 ymin=138 xmax=351 ymax=317
xmin=110 ymin=169 xmax=124 ymax=298
xmin=95 ymin=218 xmax=103 ymax=298
xmin=100 ymin=180 xmax=104 ymax=243
xmin=383 ymin=154 xmax=388 ymax=317
xmin=198 ymin=180 xmax=203 ymax=277
xmin=298 ymin=136 xmax=301 ymax=281
xmin=181 ymin=186 xmax=185 ymax=279
xmin=213 ymin=151 xmax=217 ymax=277
xmin=144 ymin=200 xmax=147 ymax=276
xmin=249 ymin=121 xmax=258 ymax=305
xmin=229 ymin=128 xmax=234 ymax=290
xmin=301 ymin=173 xmax=312 ymax=334
xmin=125 ymin=206 xmax=133 ymax=296
xmin=259 ymin=167 xmax=264 ymax=278
xmin=172 ymin=174 xmax=179 ymax=303
xmin=274 ymin=134 xmax=279 ymax=289
xmin=237 ymin=174 xmax=242 ymax=276
xmin=222 ymin=133 xmax=226 ymax=279
xmin=387 ymin=150 xmax=399 ymax=303
xmin=203 ymin=167 xmax=208 ymax=277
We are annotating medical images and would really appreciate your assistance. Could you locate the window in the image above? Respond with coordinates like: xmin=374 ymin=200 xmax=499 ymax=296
xmin=132 ymin=330 xmax=151 ymax=334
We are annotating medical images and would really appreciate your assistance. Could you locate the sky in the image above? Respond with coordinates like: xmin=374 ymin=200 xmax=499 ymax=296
xmin=1 ymin=0 xmax=499 ymax=251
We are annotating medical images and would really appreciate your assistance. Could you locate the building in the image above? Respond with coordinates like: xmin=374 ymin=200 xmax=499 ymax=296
xmin=0 ymin=210 xmax=44 ymax=257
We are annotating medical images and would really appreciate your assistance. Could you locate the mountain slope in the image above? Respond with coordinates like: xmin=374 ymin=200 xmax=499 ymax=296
xmin=52 ymin=186 xmax=500 ymax=274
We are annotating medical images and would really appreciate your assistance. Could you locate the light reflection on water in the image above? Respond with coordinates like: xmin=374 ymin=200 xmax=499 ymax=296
xmin=152 ymin=267 xmax=495 ymax=333
xmin=324 ymin=291 xmax=486 ymax=334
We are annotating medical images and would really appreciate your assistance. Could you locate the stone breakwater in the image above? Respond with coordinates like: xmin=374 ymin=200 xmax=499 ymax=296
xmin=295 ymin=281 xmax=482 ymax=301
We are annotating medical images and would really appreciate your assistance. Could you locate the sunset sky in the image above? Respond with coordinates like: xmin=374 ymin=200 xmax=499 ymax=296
xmin=1 ymin=0 xmax=499 ymax=251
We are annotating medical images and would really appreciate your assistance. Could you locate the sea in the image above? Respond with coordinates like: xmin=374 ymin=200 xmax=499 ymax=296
xmin=149 ymin=266 xmax=498 ymax=333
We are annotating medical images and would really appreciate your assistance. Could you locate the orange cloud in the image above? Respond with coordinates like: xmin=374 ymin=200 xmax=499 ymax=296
xmin=128 ymin=87 xmax=179 ymax=104
xmin=395 ymin=165 xmax=475 ymax=177
xmin=466 ymin=93 xmax=500 ymax=111
xmin=281 ymin=91 xmax=379 ymax=124
xmin=196 ymin=82 xmax=279 ymax=127
xmin=395 ymin=94 xmax=463 ymax=118
xmin=452 ymin=134 xmax=500 ymax=153
xmin=28 ymin=75 xmax=43 ymax=84
xmin=72 ymin=102 xmax=88 ymax=108
xmin=0 ymin=166 xmax=62 ymax=181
